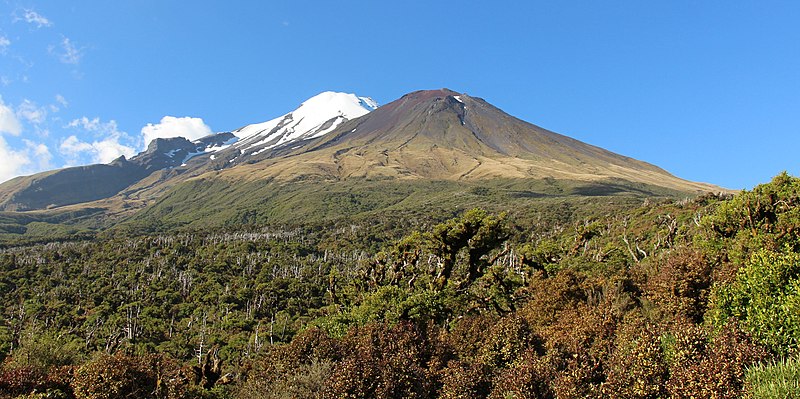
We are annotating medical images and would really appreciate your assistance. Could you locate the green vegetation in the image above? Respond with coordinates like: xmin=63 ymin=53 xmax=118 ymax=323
xmin=124 ymin=177 xmax=682 ymax=232
xmin=746 ymin=356 xmax=800 ymax=398
xmin=1 ymin=173 xmax=799 ymax=398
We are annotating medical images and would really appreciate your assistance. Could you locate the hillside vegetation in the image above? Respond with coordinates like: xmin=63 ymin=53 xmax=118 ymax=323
xmin=1 ymin=173 xmax=799 ymax=398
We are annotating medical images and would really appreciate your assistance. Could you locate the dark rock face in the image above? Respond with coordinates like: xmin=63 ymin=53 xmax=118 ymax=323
xmin=133 ymin=137 xmax=200 ymax=171
xmin=2 ymin=160 xmax=149 ymax=211
xmin=133 ymin=133 xmax=237 ymax=171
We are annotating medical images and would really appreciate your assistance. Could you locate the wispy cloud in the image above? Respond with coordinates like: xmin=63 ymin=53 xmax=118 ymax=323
xmin=17 ymin=99 xmax=48 ymax=125
xmin=68 ymin=116 xmax=118 ymax=135
xmin=53 ymin=37 xmax=84 ymax=65
xmin=0 ymin=36 xmax=10 ymax=54
xmin=55 ymin=94 xmax=68 ymax=108
xmin=23 ymin=139 xmax=52 ymax=170
xmin=20 ymin=9 xmax=53 ymax=28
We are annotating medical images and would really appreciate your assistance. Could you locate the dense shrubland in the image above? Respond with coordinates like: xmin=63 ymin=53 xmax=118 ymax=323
xmin=2 ymin=173 xmax=800 ymax=398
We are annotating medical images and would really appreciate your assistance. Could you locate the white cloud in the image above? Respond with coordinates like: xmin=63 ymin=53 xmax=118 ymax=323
xmin=60 ymin=135 xmax=93 ymax=154
xmin=63 ymin=116 xmax=137 ymax=164
xmin=21 ymin=9 xmax=52 ymax=28
xmin=0 ymin=137 xmax=52 ymax=183
xmin=93 ymin=138 xmax=136 ymax=163
xmin=0 ymin=136 xmax=30 ymax=182
xmin=141 ymin=116 xmax=213 ymax=148
xmin=0 ymin=36 xmax=10 ymax=54
xmin=17 ymin=99 xmax=47 ymax=125
xmin=59 ymin=134 xmax=136 ymax=164
xmin=23 ymin=139 xmax=52 ymax=170
xmin=0 ymin=98 xmax=22 ymax=136
xmin=49 ymin=95 xmax=68 ymax=112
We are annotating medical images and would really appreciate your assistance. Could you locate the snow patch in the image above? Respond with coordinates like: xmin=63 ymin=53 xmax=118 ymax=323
xmin=180 ymin=150 xmax=205 ymax=165
xmin=204 ymin=136 xmax=239 ymax=153
xmin=358 ymin=96 xmax=379 ymax=110
xmin=164 ymin=149 xmax=179 ymax=158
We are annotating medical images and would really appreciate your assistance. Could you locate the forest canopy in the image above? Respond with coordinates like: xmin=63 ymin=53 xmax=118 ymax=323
xmin=2 ymin=173 xmax=800 ymax=398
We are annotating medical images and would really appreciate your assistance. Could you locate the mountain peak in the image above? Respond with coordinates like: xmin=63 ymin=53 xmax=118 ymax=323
xmin=230 ymin=91 xmax=377 ymax=157
xmin=400 ymin=88 xmax=462 ymax=101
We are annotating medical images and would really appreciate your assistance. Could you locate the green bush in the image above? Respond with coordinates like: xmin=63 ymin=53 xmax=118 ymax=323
xmin=710 ymin=249 xmax=800 ymax=355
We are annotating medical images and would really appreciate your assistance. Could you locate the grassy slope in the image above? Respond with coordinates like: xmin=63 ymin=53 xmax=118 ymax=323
xmin=0 ymin=175 xmax=697 ymax=243
xmin=120 ymin=176 xmax=690 ymax=233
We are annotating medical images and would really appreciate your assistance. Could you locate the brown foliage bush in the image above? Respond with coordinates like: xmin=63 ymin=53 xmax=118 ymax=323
xmin=276 ymin=326 xmax=342 ymax=366
xmin=235 ymin=359 xmax=333 ymax=399
xmin=445 ymin=314 xmax=498 ymax=363
xmin=438 ymin=360 xmax=492 ymax=399
xmin=601 ymin=322 xmax=667 ymax=399
xmin=0 ymin=362 xmax=74 ymax=399
xmin=488 ymin=349 xmax=557 ymax=399
xmin=517 ymin=270 xmax=589 ymax=330
xmin=478 ymin=315 xmax=539 ymax=368
xmin=645 ymin=249 xmax=713 ymax=323
xmin=667 ymin=323 xmax=768 ymax=399
xmin=72 ymin=353 xmax=169 ymax=399
xmin=549 ymin=354 xmax=604 ymax=399
xmin=322 ymin=322 xmax=434 ymax=398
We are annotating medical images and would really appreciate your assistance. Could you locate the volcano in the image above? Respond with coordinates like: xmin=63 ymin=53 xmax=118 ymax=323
xmin=214 ymin=89 xmax=714 ymax=193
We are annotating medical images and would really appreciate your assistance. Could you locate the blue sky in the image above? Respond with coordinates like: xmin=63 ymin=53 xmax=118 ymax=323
xmin=0 ymin=1 xmax=798 ymax=189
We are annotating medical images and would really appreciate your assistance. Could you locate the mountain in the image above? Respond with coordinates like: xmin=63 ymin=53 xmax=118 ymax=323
xmin=205 ymin=89 xmax=714 ymax=193
xmin=0 ymin=88 xmax=723 ymax=237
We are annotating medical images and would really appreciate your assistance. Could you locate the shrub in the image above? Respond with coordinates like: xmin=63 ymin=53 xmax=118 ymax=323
xmin=0 ymin=362 xmax=73 ymax=399
xmin=488 ymin=349 xmax=556 ymax=399
xmin=709 ymin=249 xmax=800 ymax=355
xmin=235 ymin=360 xmax=332 ymax=399
xmin=322 ymin=322 xmax=434 ymax=398
xmin=438 ymin=360 xmax=492 ymax=399
xmin=72 ymin=353 xmax=161 ymax=399
xmin=601 ymin=325 xmax=667 ymax=399
xmin=667 ymin=323 xmax=767 ymax=399
xmin=645 ymin=249 xmax=712 ymax=323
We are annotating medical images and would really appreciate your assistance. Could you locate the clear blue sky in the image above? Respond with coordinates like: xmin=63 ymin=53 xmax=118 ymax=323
xmin=0 ymin=1 xmax=798 ymax=189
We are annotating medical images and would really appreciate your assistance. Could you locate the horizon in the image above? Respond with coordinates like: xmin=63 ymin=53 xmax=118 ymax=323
xmin=0 ymin=2 xmax=798 ymax=189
